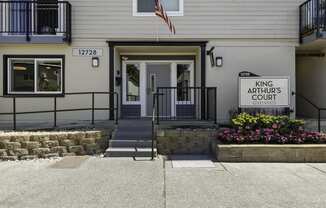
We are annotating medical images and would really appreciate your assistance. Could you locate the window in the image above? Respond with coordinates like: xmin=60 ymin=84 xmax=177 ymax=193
xmin=177 ymin=64 xmax=191 ymax=102
xmin=133 ymin=0 xmax=183 ymax=16
xmin=126 ymin=63 xmax=140 ymax=101
xmin=5 ymin=55 xmax=64 ymax=95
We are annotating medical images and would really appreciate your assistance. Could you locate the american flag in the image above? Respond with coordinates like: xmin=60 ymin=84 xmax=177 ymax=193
xmin=155 ymin=0 xmax=176 ymax=34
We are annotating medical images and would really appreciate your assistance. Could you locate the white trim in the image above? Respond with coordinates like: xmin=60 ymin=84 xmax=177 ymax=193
xmin=122 ymin=61 xmax=141 ymax=105
xmin=7 ymin=58 xmax=63 ymax=94
xmin=170 ymin=62 xmax=177 ymax=117
xmin=140 ymin=62 xmax=147 ymax=116
xmin=133 ymin=0 xmax=184 ymax=16
xmin=121 ymin=60 xmax=195 ymax=118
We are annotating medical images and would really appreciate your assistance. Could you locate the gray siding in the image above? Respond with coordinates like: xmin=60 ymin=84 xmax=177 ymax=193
xmin=70 ymin=0 xmax=304 ymax=40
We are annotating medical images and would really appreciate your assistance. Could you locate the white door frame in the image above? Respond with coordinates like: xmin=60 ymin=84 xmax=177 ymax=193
xmin=122 ymin=60 xmax=194 ymax=117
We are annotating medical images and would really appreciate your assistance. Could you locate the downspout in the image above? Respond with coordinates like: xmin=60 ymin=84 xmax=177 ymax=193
xmin=200 ymin=43 xmax=207 ymax=120
xmin=108 ymin=41 xmax=115 ymax=120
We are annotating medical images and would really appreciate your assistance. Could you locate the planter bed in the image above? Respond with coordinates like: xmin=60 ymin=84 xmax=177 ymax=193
xmin=215 ymin=143 xmax=326 ymax=162
xmin=214 ymin=113 xmax=326 ymax=162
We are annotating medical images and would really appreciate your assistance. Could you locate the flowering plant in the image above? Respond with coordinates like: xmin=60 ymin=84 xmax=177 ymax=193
xmin=231 ymin=113 xmax=305 ymax=133
xmin=217 ymin=113 xmax=322 ymax=144
xmin=217 ymin=128 xmax=322 ymax=144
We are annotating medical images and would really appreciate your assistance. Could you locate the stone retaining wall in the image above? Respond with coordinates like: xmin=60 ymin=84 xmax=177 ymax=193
xmin=157 ymin=129 xmax=216 ymax=155
xmin=215 ymin=144 xmax=326 ymax=162
xmin=0 ymin=131 xmax=108 ymax=161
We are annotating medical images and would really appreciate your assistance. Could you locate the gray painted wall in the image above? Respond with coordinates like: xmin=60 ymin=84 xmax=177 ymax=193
xmin=206 ymin=41 xmax=296 ymax=123
xmin=296 ymin=54 xmax=326 ymax=118
xmin=0 ymin=41 xmax=296 ymax=124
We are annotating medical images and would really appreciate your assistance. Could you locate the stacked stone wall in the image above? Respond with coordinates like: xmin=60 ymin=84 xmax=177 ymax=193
xmin=0 ymin=131 xmax=109 ymax=160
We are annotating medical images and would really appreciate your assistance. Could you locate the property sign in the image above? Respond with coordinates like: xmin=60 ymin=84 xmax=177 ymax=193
xmin=239 ymin=77 xmax=290 ymax=108
xmin=72 ymin=48 xmax=103 ymax=57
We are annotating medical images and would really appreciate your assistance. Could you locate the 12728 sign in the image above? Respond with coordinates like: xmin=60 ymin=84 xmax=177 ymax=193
xmin=72 ymin=48 xmax=103 ymax=57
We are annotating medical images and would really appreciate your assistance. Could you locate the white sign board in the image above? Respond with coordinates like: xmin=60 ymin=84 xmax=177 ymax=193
xmin=72 ymin=48 xmax=103 ymax=57
xmin=239 ymin=77 xmax=290 ymax=108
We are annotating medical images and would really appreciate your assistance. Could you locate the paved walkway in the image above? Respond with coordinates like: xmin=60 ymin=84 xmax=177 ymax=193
xmin=0 ymin=156 xmax=326 ymax=208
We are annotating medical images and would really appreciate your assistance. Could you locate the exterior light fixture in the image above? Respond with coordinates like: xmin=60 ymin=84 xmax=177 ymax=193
xmin=206 ymin=46 xmax=215 ymax=67
xmin=216 ymin=57 xmax=223 ymax=67
xmin=92 ymin=57 xmax=99 ymax=68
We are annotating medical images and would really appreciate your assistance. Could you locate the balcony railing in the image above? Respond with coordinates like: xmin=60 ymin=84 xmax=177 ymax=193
xmin=300 ymin=0 xmax=326 ymax=42
xmin=0 ymin=1 xmax=71 ymax=42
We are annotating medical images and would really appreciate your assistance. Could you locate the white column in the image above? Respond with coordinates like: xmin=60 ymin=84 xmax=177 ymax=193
xmin=140 ymin=62 xmax=147 ymax=117
xmin=171 ymin=62 xmax=177 ymax=117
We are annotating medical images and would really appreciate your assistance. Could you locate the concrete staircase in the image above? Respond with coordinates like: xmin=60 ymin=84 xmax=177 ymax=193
xmin=105 ymin=119 xmax=157 ymax=157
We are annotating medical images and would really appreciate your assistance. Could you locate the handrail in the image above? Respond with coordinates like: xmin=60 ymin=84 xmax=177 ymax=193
xmin=0 ymin=1 xmax=72 ymax=43
xmin=151 ymin=93 xmax=159 ymax=160
xmin=0 ymin=91 xmax=118 ymax=130
xmin=293 ymin=91 xmax=326 ymax=132
xmin=155 ymin=87 xmax=217 ymax=123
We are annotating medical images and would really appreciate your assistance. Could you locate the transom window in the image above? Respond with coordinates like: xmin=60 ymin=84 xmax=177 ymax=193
xmin=133 ymin=0 xmax=184 ymax=16
xmin=5 ymin=56 xmax=64 ymax=95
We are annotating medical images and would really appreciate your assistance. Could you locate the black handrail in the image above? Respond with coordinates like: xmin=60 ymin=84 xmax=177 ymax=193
xmin=151 ymin=93 xmax=158 ymax=160
xmin=293 ymin=91 xmax=326 ymax=132
xmin=0 ymin=1 xmax=72 ymax=43
xmin=0 ymin=91 xmax=118 ymax=130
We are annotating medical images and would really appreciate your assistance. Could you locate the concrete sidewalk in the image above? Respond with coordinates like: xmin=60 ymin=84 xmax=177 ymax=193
xmin=0 ymin=156 xmax=326 ymax=208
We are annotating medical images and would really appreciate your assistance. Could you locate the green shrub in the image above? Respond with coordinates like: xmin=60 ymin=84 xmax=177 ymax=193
xmin=231 ymin=113 xmax=305 ymax=132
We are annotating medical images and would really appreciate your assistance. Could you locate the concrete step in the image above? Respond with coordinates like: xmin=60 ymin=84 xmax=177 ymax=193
xmin=115 ymin=131 xmax=152 ymax=139
xmin=105 ymin=147 xmax=157 ymax=157
xmin=116 ymin=126 xmax=151 ymax=131
xmin=117 ymin=120 xmax=152 ymax=127
xmin=109 ymin=140 xmax=153 ymax=148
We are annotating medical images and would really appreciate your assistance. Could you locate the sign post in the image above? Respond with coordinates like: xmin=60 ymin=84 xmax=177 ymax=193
xmin=239 ymin=77 xmax=290 ymax=108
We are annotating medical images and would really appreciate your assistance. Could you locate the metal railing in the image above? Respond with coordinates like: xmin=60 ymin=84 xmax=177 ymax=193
xmin=154 ymin=87 xmax=217 ymax=125
xmin=299 ymin=0 xmax=326 ymax=41
xmin=0 ymin=91 xmax=118 ymax=130
xmin=0 ymin=1 xmax=71 ymax=42
xmin=151 ymin=93 xmax=159 ymax=160
xmin=293 ymin=91 xmax=326 ymax=132
xmin=150 ymin=87 xmax=218 ymax=159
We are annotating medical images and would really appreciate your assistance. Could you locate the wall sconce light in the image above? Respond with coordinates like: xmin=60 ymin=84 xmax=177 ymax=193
xmin=92 ymin=57 xmax=99 ymax=68
xmin=206 ymin=46 xmax=215 ymax=67
xmin=216 ymin=57 xmax=223 ymax=67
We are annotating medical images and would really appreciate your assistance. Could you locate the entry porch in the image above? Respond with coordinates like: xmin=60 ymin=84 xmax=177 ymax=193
xmin=109 ymin=41 xmax=217 ymax=123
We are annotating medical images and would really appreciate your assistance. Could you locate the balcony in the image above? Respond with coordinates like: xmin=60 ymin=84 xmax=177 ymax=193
xmin=299 ymin=0 xmax=326 ymax=44
xmin=0 ymin=1 xmax=71 ymax=43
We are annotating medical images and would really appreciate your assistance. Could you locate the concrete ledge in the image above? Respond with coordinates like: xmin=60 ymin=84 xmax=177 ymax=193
xmin=216 ymin=144 xmax=326 ymax=162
